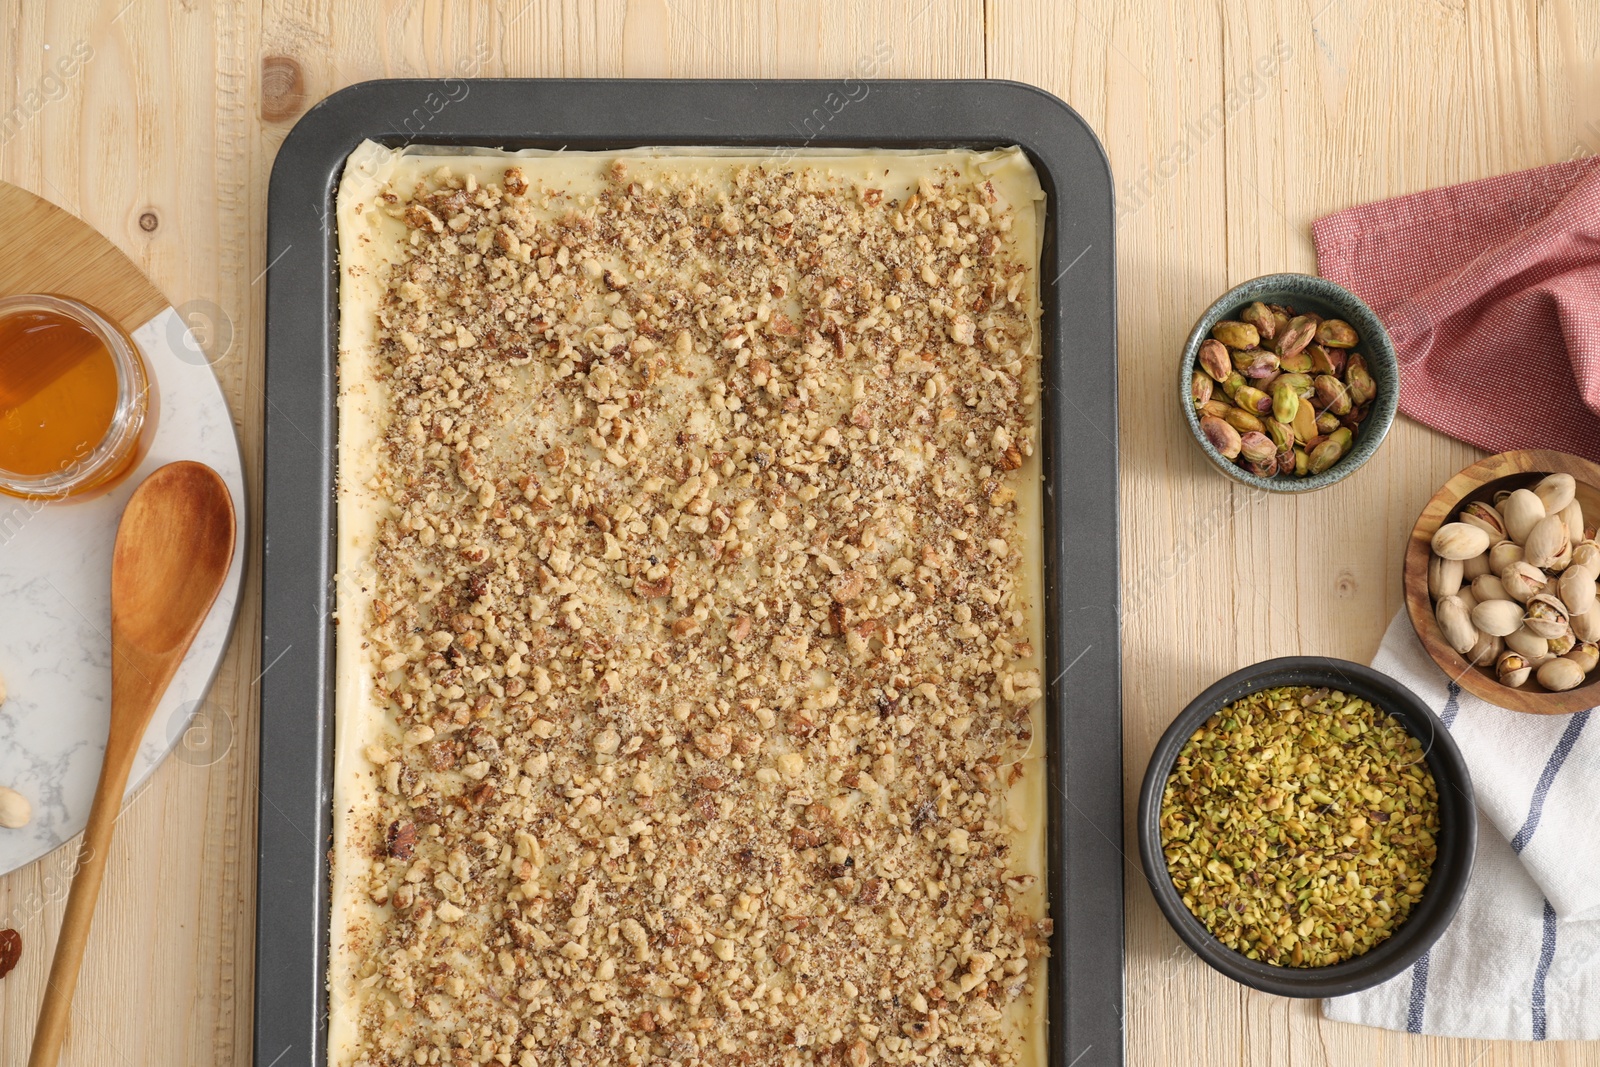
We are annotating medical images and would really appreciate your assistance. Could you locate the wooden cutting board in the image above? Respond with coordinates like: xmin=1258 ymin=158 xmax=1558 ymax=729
xmin=0 ymin=180 xmax=247 ymax=879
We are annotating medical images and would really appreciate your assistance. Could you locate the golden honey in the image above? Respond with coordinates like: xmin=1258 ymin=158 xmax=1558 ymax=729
xmin=0 ymin=295 xmax=153 ymax=500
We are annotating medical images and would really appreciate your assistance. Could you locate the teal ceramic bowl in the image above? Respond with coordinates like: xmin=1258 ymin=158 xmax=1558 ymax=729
xmin=1179 ymin=273 xmax=1399 ymax=493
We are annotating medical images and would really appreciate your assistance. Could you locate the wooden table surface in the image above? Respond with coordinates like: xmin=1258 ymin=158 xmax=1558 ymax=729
xmin=1 ymin=1 xmax=1597 ymax=1064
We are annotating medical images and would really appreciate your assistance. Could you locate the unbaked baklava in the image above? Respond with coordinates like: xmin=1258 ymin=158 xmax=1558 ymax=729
xmin=331 ymin=140 xmax=1050 ymax=1067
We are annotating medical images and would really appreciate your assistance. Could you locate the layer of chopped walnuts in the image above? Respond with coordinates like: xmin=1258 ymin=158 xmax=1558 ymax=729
xmin=340 ymin=150 xmax=1048 ymax=1067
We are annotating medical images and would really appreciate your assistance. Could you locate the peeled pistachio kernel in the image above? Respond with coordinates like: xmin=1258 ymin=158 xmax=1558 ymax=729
xmin=1471 ymin=599 xmax=1526 ymax=638
xmin=1266 ymin=419 xmax=1295 ymax=453
xmin=1497 ymin=650 xmax=1533 ymax=687
xmin=1471 ymin=574 xmax=1509 ymax=602
xmin=1314 ymin=411 xmax=1341 ymax=436
xmin=1505 ymin=626 xmax=1550 ymax=660
xmin=1198 ymin=339 xmax=1232 ymax=382
xmin=1191 ymin=371 xmax=1213 ymax=407
xmin=1522 ymin=593 xmax=1572 ymax=640
xmin=1524 ymin=514 xmax=1571 ymax=570
xmin=1238 ymin=431 xmax=1276 ymax=466
xmin=1277 ymin=316 xmax=1317 ymax=360
xmin=1559 ymin=566 xmax=1598 ymax=616
xmin=1233 ymin=385 xmax=1273 ymax=416
xmin=1234 ymin=349 xmax=1280 ymax=379
xmin=1271 ymin=380 xmax=1300 ymax=424
xmin=1567 ymin=642 xmax=1600 ymax=674
xmin=1344 ymin=353 xmax=1378 ymax=406
xmin=1211 ymin=320 xmax=1260 ymax=349
xmin=1428 ymin=555 xmax=1464 ymax=599
xmin=1458 ymin=501 xmax=1506 ymax=540
xmin=1431 ymin=522 xmax=1492 ymax=561
xmin=1200 ymin=416 xmax=1242 ymax=460
xmin=1435 ymin=595 xmax=1479 ymax=654
xmin=1502 ymin=561 xmax=1548 ymax=603
xmin=1197 ymin=399 xmax=1234 ymax=421
xmin=1315 ymin=318 xmax=1358 ymax=348
xmin=1312 ymin=374 xmax=1352 ymax=417
xmin=1534 ymin=473 xmax=1577 ymax=515
xmin=1307 ymin=428 xmax=1352 ymax=475
xmin=1501 ymin=489 xmax=1546 ymax=544
xmin=1223 ymin=407 xmax=1267 ymax=435
xmin=1462 ymin=553 xmax=1491 ymax=580
xmin=1537 ymin=656 xmax=1586 ymax=692
xmin=1219 ymin=370 xmax=1247 ymax=400
xmin=1240 ymin=301 xmax=1277 ymax=341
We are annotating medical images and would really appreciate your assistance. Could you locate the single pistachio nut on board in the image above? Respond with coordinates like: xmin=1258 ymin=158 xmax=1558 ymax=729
xmin=0 ymin=786 xmax=30 ymax=830
xmin=1192 ymin=303 xmax=1377 ymax=480
xmin=1160 ymin=686 xmax=1439 ymax=968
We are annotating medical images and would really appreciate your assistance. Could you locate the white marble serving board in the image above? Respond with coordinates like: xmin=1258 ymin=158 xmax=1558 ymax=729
xmin=0 ymin=306 xmax=245 ymax=876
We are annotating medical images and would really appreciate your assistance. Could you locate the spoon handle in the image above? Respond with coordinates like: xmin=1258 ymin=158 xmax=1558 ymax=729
xmin=27 ymin=728 xmax=138 ymax=1067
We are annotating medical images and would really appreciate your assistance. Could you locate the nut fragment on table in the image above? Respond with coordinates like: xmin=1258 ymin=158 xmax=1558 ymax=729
xmin=1192 ymin=305 xmax=1377 ymax=479
xmin=1426 ymin=473 xmax=1600 ymax=694
xmin=0 ymin=786 xmax=30 ymax=829
xmin=1160 ymin=686 xmax=1439 ymax=968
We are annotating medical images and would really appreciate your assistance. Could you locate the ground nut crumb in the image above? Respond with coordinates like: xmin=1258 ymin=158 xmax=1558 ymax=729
xmin=336 ymin=146 xmax=1048 ymax=1067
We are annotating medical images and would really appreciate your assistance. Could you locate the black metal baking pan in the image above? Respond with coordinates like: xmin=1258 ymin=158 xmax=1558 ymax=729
xmin=260 ymin=78 xmax=1119 ymax=1067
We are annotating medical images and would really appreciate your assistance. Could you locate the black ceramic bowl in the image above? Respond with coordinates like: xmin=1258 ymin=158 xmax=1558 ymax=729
xmin=1137 ymin=657 xmax=1476 ymax=998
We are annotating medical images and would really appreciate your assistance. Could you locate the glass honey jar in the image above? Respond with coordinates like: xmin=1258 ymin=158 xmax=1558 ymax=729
xmin=0 ymin=294 xmax=156 ymax=500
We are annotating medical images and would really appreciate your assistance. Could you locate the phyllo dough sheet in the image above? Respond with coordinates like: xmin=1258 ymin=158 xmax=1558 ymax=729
xmin=332 ymin=140 xmax=1050 ymax=1067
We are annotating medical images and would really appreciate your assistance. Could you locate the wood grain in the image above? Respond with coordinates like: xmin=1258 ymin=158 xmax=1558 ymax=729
xmin=1404 ymin=449 xmax=1600 ymax=716
xmin=0 ymin=1 xmax=1597 ymax=1064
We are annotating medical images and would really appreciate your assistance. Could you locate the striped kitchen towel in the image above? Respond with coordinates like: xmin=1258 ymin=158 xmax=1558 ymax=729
xmin=1323 ymin=612 xmax=1600 ymax=1039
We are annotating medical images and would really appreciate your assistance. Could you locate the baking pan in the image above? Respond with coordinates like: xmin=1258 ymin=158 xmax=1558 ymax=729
xmin=260 ymin=78 xmax=1120 ymax=1067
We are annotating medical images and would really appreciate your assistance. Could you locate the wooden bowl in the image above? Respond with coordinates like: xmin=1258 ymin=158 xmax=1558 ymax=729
xmin=1405 ymin=449 xmax=1600 ymax=714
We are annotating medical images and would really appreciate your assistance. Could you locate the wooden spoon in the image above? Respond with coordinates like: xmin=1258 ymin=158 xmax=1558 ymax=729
xmin=29 ymin=461 xmax=235 ymax=1067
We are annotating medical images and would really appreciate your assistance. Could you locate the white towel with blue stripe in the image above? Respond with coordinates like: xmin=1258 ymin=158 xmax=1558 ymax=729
xmin=1323 ymin=612 xmax=1600 ymax=1039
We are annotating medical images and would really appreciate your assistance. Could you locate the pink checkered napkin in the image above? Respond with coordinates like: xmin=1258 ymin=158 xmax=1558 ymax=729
xmin=1312 ymin=156 xmax=1600 ymax=461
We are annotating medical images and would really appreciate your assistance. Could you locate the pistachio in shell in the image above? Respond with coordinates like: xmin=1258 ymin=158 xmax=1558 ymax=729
xmin=1559 ymin=566 xmax=1598 ymax=616
xmin=1489 ymin=540 xmax=1524 ymax=573
xmin=1435 ymin=595 xmax=1479 ymax=655
xmin=1211 ymin=320 xmax=1260 ymax=349
xmin=1234 ymin=385 xmax=1274 ymax=416
xmin=1307 ymin=428 xmax=1353 ymax=475
xmin=1343 ymin=353 xmax=1378 ymax=405
xmin=1316 ymin=319 xmax=1359 ymax=348
xmin=1463 ymin=552 xmax=1491 ymax=580
xmin=1501 ymin=489 xmax=1546 ymax=544
xmin=1471 ymin=598 xmax=1526 ymax=638
xmin=1534 ymin=473 xmax=1577 ymax=515
xmin=1312 ymin=374 xmax=1352 ymax=417
xmin=1431 ymin=522 xmax=1492 ymax=560
xmin=1537 ymin=656 xmax=1586 ymax=692
xmin=1277 ymin=315 xmax=1317 ymax=360
xmin=1471 ymin=573 xmax=1509 ymax=602
xmin=1524 ymin=514 xmax=1571 ymax=570
xmin=1457 ymin=500 xmax=1506 ymax=540
xmin=1238 ymin=431 xmax=1276 ymax=466
xmin=1200 ymin=415 xmax=1242 ymax=460
xmin=1548 ymin=631 xmax=1577 ymax=657
xmin=1505 ymin=626 xmax=1550 ymax=659
xmin=1497 ymin=650 xmax=1533 ymax=687
xmin=1574 ymin=540 xmax=1600 ymax=573
xmin=1428 ymin=554 xmax=1464 ymax=599
xmin=1456 ymin=585 xmax=1480 ymax=613
xmin=1466 ymin=631 xmax=1504 ymax=667
xmin=1523 ymin=593 xmax=1572 ymax=640
xmin=1567 ymin=642 xmax=1600 ymax=674
xmin=1197 ymin=339 xmax=1231 ymax=382
xmin=1240 ymin=301 xmax=1277 ymax=341
xmin=1573 ymin=606 xmax=1600 ymax=643
xmin=1271 ymin=380 xmax=1300 ymax=424
xmin=1501 ymin=560 xmax=1548 ymax=602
